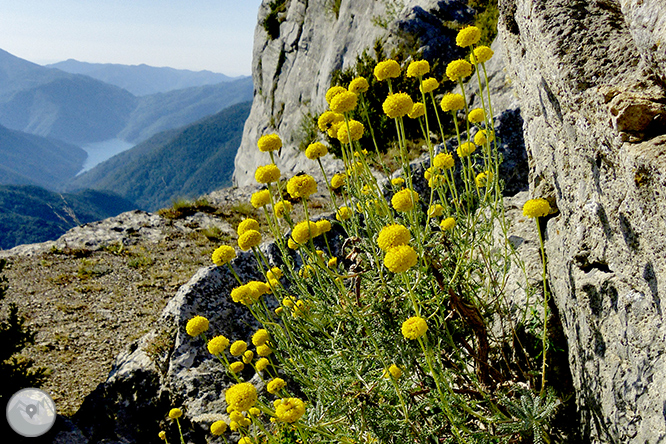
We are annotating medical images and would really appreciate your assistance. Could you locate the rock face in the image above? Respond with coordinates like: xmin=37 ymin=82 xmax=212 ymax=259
xmin=233 ymin=0 xmax=474 ymax=187
xmin=498 ymin=0 xmax=666 ymax=442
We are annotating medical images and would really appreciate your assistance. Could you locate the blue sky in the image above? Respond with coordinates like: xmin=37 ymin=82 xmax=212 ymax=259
xmin=0 ymin=0 xmax=263 ymax=76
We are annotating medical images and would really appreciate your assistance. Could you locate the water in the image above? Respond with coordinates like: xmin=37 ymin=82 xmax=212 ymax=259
xmin=77 ymin=139 xmax=134 ymax=175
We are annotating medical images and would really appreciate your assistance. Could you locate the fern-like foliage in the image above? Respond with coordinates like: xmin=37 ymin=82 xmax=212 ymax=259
xmin=498 ymin=388 xmax=561 ymax=444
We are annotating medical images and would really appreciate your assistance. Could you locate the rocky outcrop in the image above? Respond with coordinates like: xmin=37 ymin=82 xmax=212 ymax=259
xmin=498 ymin=0 xmax=666 ymax=442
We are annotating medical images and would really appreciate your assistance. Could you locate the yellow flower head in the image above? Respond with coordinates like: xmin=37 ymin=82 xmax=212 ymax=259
xmin=383 ymin=92 xmax=414 ymax=119
xmin=349 ymin=76 xmax=369 ymax=94
xmin=257 ymin=134 xmax=282 ymax=152
xmin=317 ymin=111 xmax=344 ymax=131
xmin=456 ymin=26 xmax=481 ymax=47
xmin=330 ymin=173 xmax=346 ymax=189
xmin=229 ymin=421 xmax=239 ymax=431
xmin=251 ymin=189 xmax=271 ymax=208
xmin=374 ymin=59 xmax=401 ymax=81
xmin=420 ymin=77 xmax=439 ymax=93
xmin=336 ymin=119 xmax=364 ymax=143
xmin=391 ymin=177 xmax=405 ymax=187
xmin=252 ymin=329 xmax=269 ymax=346
xmin=255 ymin=164 xmax=281 ymax=184
xmin=401 ymin=316 xmax=428 ymax=340
xmin=230 ymin=340 xmax=248 ymax=357
xmin=243 ymin=350 xmax=254 ymax=364
xmin=274 ymin=200 xmax=292 ymax=218
xmin=238 ymin=437 xmax=252 ymax=444
xmin=224 ymin=382 xmax=257 ymax=412
xmin=441 ymin=217 xmax=456 ymax=231
xmin=159 ymin=431 xmax=167 ymax=440
xmin=440 ymin=93 xmax=465 ymax=112
xmin=457 ymin=142 xmax=476 ymax=158
xmin=275 ymin=398 xmax=306 ymax=423
xmin=474 ymin=129 xmax=495 ymax=146
xmin=287 ymin=174 xmax=317 ymax=199
xmin=207 ymin=335 xmax=230 ymax=355
xmin=237 ymin=218 xmax=260 ymax=236
xmin=408 ymin=102 xmax=426 ymax=119
xmin=256 ymin=343 xmax=272 ymax=357
xmin=291 ymin=220 xmax=319 ymax=244
xmin=229 ymin=361 xmax=245 ymax=373
xmin=387 ymin=364 xmax=403 ymax=379
xmin=434 ymin=152 xmax=455 ymax=170
xmin=391 ymin=188 xmax=419 ymax=212
xmin=330 ymin=90 xmax=358 ymax=114
xmin=256 ymin=357 xmax=270 ymax=372
xmin=210 ymin=421 xmax=228 ymax=436
xmin=231 ymin=284 xmax=260 ymax=305
xmin=471 ymin=45 xmax=494 ymax=64
xmin=328 ymin=257 xmax=338 ymax=268
xmin=523 ymin=198 xmax=550 ymax=218
xmin=238 ymin=229 xmax=262 ymax=251
xmin=186 ymin=316 xmax=209 ymax=336
xmin=169 ymin=408 xmax=183 ymax=419
xmin=316 ymin=219 xmax=332 ymax=234
xmin=211 ymin=245 xmax=236 ymax=266
xmin=406 ymin=60 xmax=430 ymax=77
xmin=384 ymin=245 xmax=418 ymax=273
xmin=446 ymin=59 xmax=473 ymax=82
xmin=475 ymin=171 xmax=493 ymax=187
xmin=325 ymin=86 xmax=347 ymax=105
xmin=305 ymin=142 xmax=328 ymax=160
xmin=266 ymin=267 xmax=283 ymax=280
xmin=267 ymin=377 xmax=287 ymax=395
xmin=336 ymin=206 xmax=352 ymax=221
xmin=428 ymin=204 xmax=445 ymax=218
xmin=299 ymin=264 xmax=315 ymax=278
xmin=468 ymin=108 xmax=485 ymax=124
xmin=247 ymin=281 xmax=270 ymax=297
xmin=377 ymin=224 xmax=411 ymax=251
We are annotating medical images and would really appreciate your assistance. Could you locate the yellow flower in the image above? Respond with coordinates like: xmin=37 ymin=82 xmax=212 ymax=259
xmin=428 ymin=204 xmax=445 ymax=218
xmin=330 ymin=90 xmax=358 ymax=114
xmin=251 ymin=189 xmax=271 ymax=208
xmin=229 ymin=361 xmax=244 ymax=373
xmin=186 ymin=316 xmax=209 ymax=336
xmin=249 ymin=407 xmax=261 ymax=417
xmin=231 ymin=284 xmax=260 ymax=305
xmin=441 ymin=217 xmax=456 ymax=231
xmin=330 ymin=173 xmax=346 ymax=189
xmin=169 ymin=408 xmax=183 ymax=419
xmin=420 ymin=77 xmax=439 ymax=93
xmin=317 ymin=111 xmax=344 ymax=131
xmin=266 ymin=267 xmax=283 ymax=280
xmin=252 ymin=329 xmax=269 ymax=346
xmin=257 ymin=134 xmax=282 ymax=152
xmin=374 ymin=59 xmax=401 ymax=81
xmin=384 ymin=245 xmax=418 ymax=273
xmin=401 ymin=316 xmax=428 ymax=340
xmin=207 ymin=335 xmax=230 ymax=355
xmin=256 ymin=357 xmax=270 ymax=371
xmin=299 ymin=264 xmax=315 ymax=278
xmin=210 ymin=421 xmax=227 ymax=436
xmin=383 ymin=92 xmax=414 ymax=119
xmin=237 ymin=218 xmax=260 ymax=236
xmin=325 ymin=86 xmax=347 ymax=105
xmin=305 ymin=142 xmax=328 ymax=160
xmin=391 ymin=177 xmax=405 ymax=187
xmin=336 ymin=206 xmax=352 ymax=221
xmin=230 ymin=340 xmax=248 ymax=357
xmin=243 ymin=350 xmax=254 ymax=364
xmin=275 ymin=398 xmax=306 ymax=423
xmin=291 ymin=220 xmax=319 ymax=244
xmin=446 ymin=59 xmax=473 ymax=82
xmin=238 ymin=229 xmax=262 ymax=251
xmin=440 ymin=93 xmax=465 ymax=112
xmin=316 ymin=219 xmax=332 ymax=234
xmin=377 ymin=224 xmax=411 ymax=251
xmin=267 ymin=377 xmax=287 ymax=394
xmin=275 ymin=306 xmax=285 ymax=314
xmin=475 ymin=171 xmax=493 ymax=187
xmin=293 ymin=299 xmax=309 ymax=317
xmin=229 ymin=421 xmax=239 ymax=431
xmin=456 ymin=26 xmax=481 ymax=47
xmin=384 ymin=364 xmax=402 ymax=379
xmin=349 ymin=76 xmax=369 ymax=93
xmin=282 ymin=297 xmax=294 ymax=307
xmin=328 ymin=257 xmax=338 ymax=268
xmin=391 ymin=189 xmax=419 ymax=212
xmin=229 ymin=411 xmax=244 ymax=422
xmin=434 ymin=152 xmax=455 ymax=170
xmin=408 ymin=102 xmax=426 ymax=119
xmin=471 ymin=45 xmax=494 ymax=64
xmin=287 ymin=174 xmax=317 ymax=199
xmin=523 ymin=198 xmax=550 ymax=218
xmin=336 ymin=119 xmax=364 ymax=143
xmin=474 ymin=129 xmax=495 ymax=146
xmin=159 ymin=431 xmax=167 ymax=440
xmin=238 ymin=437 xmax=252 ymax=444
xmin=255 ymin=164 xmax=281 ymax=184
xmin=211 ymin=245 xmax=236 ymax=266
xmin=457 ymin=142 xmax=476 ymax=157
xmin=468 ymin=108 xmax=485 ymax=124
xmin=406 ymin=60 xmax=430 ymax=77
xmin=257 ymin=343 xmax=273 ymax=357
xmin=274 ymin=200 xmax=292 ymax=218
xmin=226 ymin=382 xmax=258 ymax=412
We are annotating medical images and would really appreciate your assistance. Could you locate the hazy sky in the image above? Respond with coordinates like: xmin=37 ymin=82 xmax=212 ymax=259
xmin=0 ymin=0 xmax=263 ymax=76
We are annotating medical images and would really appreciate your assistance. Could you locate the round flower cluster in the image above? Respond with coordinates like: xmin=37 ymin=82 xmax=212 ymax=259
xmin=229 ymin=361 xmax=244 ymax=373
xmin=291 ymin=220 xmax=320 ymax=245
xmin=317 ymin=219 xmax=332 ymax=233
xmin=408 ymin=102 xmax=426 ymax=119
xmin=523 ymin=198 xmax=550 ymax=218
xmin=349 ymin=76 xmax=369 ymax=94
xmin=169 ymin=408 xmax=183 ymax=419
xmin=251 ymin=189 xmax=271 ymax=208
xmin=238 ymin=229 xmax=262 ymax=251
xmin=391 ymin=177 xmax=405 ymax=187
xmin=377 ymin=224 xmax=411 ymax=251
xmin=428 ymin=204 xmax=445 ymax=218
xmin=257 ymin=343 xmax=272 ymax=356
xmin=325 ymin=86 xmax=347 ymax=105
xmin=305 ymin=142 xmax=328 ymax=160
xmin=225 ymin=382 xmax=258 ymax=412
xmin=392 ymin=188 xmax=419 ymax=212
xmin=330 ymin=90 xmax=358 ymax=114
xmin=255 ymin=164 xmax=281 ymax=184
xmin=384 ymin=245 xmax=418 ymax=273
xmin=336 ymin=119 xmax=364 ymax=143
xmin=237 ymin=218 xmax=260 ymax=236
xmin=211 ymin=245 xmax=236 ymax=266
xmin=475 ymin=171 xmax=493 ymax=187
xmin=385 ymin=364 xmax=403 ymax=379
xmin=230 ymin=340 xmax=248 ymax=357
xmin=446 ymin=59 xmax=473 ymax=82
xmin=318 ymin=111 xmax=344 ymax=131
xmin=207 ymin=335 xmax=230 ymax=355
xmin=210 ymin=421 xmax=227 ymax=436
xmin=406 ymin=60 xmax=430 ymax=77
xmin=420 ymin=77 xmax=439 ymax=93
xmin=274 ymin=200 xmax=292 ymax=218
xmin=252 ymin=329 xmax=269 ymax=346
xmin=243 ymin=350 xmax=254 ymax=363
xmin=383 ymin=92 xmax=414 ymax=119
xmin=266 ymin=267 xmax=283 ymax=280
xmin=468 ymin=108 xmax=485 ymax=124
xmin=186 ymin=316 xmax=209 ymax=336
xmin=401 ymin=316 xmax=428 ymax=340
xmin=230 ymin=283 xmax=262 ymax=306
xmin=274 ymin=398 xmax=306 ymax=423
xmin=456 ymin=26 xmax=481 ymax=47
xmin=257 ymin=134 xmax=282 ymax=152
xmin=474 ymin=129 xmax=495 ymax=146
xmin=440 ymin=93 xmax=465 ymax=112
xmin=267 ymin=377 xmax=287 ymax=394
xmin=434 ymin=152 xmax=455 ymax=170
xmin=471 ymin=45 xmax=494 ymax=64
xmin=256 ymin=357 xmax=270 ymax=372
xmin=457 ymin=142 xmax=477 ymax=158
xmin=287 ymin=174 xmax=317 ymax=199
xmin=374 ymin=59 xmax=401 ymax=81
xmin=336 ymin=206 xmax=352 ymax=221
xmin=330 ymin=173 xmax=346 ymax=189
xmin=441 ymin=217 xmax=456 ymax=231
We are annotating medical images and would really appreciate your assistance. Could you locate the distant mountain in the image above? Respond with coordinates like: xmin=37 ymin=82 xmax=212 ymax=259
xmin=47 ymin=59 xmax=244 ymax=96
xmin=0 ymin=123 xmax=86 ymax=190
xmin=67 ymin=101 xmax=252 ymax=210
xmin=0 ymin=185 xmax=137 ymax=249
